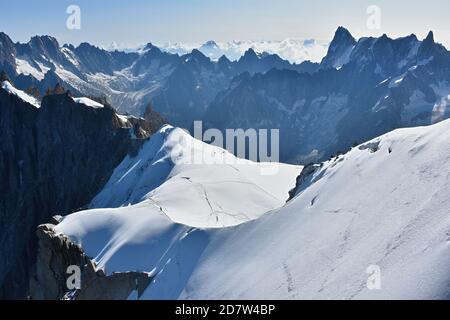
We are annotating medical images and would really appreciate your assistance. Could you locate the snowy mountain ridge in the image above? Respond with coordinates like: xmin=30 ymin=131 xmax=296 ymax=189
xmin=3 ymin=27 xmax=450 ymax=300
xmin=1 ymin=80 xmax=40 ymax=108
xmin=49 ymin=117 xmax=450 ymax=299
xmin=87 ymin=125 xmax=300 ymax=228
xmin=203 ymin=27 xmax=450 ymax=163
xmin=44 ymin=125 xmax=300 ymax=296
xmin=0 ymin=31 xmax=319 ymax=127
xmin=4 ymin=27 xmax=450 ymax=164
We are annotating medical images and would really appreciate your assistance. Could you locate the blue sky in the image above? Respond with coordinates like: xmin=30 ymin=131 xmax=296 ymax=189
xmin=1 ymin=0 xmax=450 ymax=47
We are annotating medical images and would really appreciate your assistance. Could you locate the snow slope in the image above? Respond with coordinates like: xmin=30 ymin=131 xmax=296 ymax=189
xmin=1 ymin=81 xmax=41 ymax=108
xmin=55 ymin=125 xmax=300 ymax=272
xmin=72 ymin=97 xmax=104 ymax=108
xmin=15 ymin=57 xmax=48 ymax=81
xmin=55 ymin=120 xmax=450 ymax=300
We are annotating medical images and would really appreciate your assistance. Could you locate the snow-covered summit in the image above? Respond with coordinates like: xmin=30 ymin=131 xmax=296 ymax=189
xmin=88 ymin=125 xmax=301 ymax=226
xmin=54 ymin=125 xmax=300 ymax=276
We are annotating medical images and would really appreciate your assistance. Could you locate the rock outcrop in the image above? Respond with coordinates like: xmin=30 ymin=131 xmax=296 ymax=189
xmin=31 ymin=224 xmax=151 ymax=300
xmin=0 ymin=89 xmax=164 ymax=299
xmin=288 ymin=163 xmax=323 ymax=201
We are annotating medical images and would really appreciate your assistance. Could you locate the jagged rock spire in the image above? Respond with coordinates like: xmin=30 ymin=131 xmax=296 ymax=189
xmin=320 ymin=26 xmax=357 ymax=69
xmin=332 ymin=26 xmax=356 ymax=44
xmin=424 ymin=31 xmax=434 ymax=43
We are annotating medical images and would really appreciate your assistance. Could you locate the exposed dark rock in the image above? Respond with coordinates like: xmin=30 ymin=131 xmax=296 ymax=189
xmin=320 ymin=26 xmax=356 ymax=69
xmin=0 ymin=32 xmax=17 ymax=77
xmin=288 ymin=164 xmax=323 ymax=201
xmin=50 ymin=215 xmax=64 ymax=225
xmin=31 ymin=224 xmax=152 ymax=300
xmin=359 ymin=140 xmax=381 ymax=153
xmin=0 ymin=88 xmax=162 ymax=299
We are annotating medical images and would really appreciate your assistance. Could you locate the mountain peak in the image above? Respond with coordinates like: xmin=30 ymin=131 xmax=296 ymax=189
xmin=218 ymin=54 xmax=229 ymax=61
xmin=424 ymin=31 xmax=434 ymax=43
xmin=144 ymin=42 xmax=158 ymax=51
xmin=0 ymin=31 xmax=12 ymax=43
xmin=218 ymin=54 xmax=231 ymax=64
xmin=186 ymin=49 xmax=210 ymax=64
xmin=407 ymin=33 xmax=419 ymax=41
xmin=0 ymin=32 xmax=15 ymax=53
xmin=201 ymin=40 xmax=219 ymax=48
xmin=63 ymin=43 xmax=76 ymax=51
xmin=191 ymin=48 xmax=207 ymax=58
xmin=29 ymin=35 xmax=60 ymax=48
xmin=242 ymin=48 xmax=258 ymax=60
xmin=76 ymin=42 xmax=100 ymax=51
xmin=143 ymin=43 xmax=163 ymax=57
xmin=333 ymin=26 xmax=356 ymax=43
xmin=320 ymin=27 xmax=356 ymax=69
xmin=417 ymin=30 xmax=442 ymax=61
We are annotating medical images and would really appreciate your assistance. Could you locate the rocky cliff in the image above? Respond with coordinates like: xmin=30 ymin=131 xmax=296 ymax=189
xmin=0 ymin=89 xmax=164 ymax=299
xmin=31 ymin=224 xmax=152 ymax=300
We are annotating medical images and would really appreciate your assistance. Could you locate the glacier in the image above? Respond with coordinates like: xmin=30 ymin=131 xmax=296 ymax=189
xmin=54 ymin=118 xmax=450 ymax=299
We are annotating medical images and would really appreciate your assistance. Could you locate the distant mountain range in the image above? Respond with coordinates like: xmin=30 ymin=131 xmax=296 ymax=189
xmin=2 ymin=26 xmax=450 ymax=301
xmin=155 ymin=38 xmax=329 ymax=63
xmin=103 ymin=38 xmax=329 ymax=63
xmin=0 ymin=32 xmax=318 ymax=128
xmin=203 ymin=27 xmax=450 ymax=162
xmin=2 ymin=27 xmax=450 ymax=164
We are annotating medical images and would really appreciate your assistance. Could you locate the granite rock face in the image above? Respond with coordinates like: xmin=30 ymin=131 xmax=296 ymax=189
xmin=0 ymin=90 xmax=163 ymax=299
xmin=31 ymin=224 xmax=151 ymax=300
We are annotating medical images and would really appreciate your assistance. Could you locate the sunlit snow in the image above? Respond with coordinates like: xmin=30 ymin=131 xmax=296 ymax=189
xmin=1 ymin=81 xmax=40 ymax=108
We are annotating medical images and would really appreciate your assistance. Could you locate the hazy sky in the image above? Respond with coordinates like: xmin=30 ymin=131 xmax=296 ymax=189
xmin=2 ymin=0 xmax=450 ymax=48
